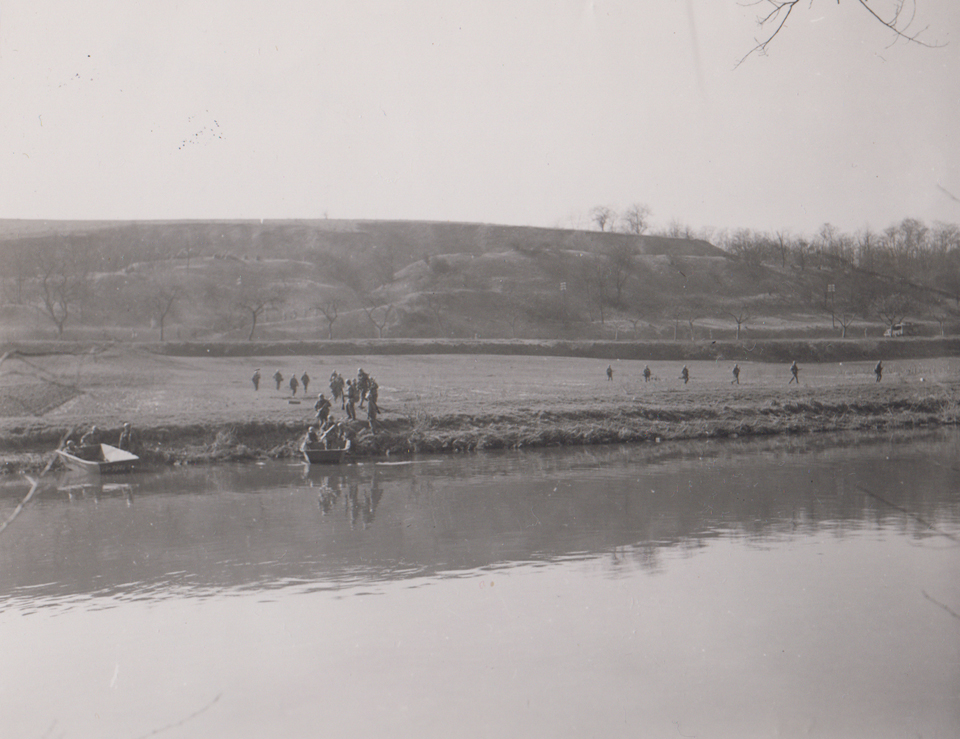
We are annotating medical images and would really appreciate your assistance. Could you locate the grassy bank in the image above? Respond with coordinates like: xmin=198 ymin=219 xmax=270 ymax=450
xmin=0 ymin=345 xmax=957 ymax=473
xmin=4 ymin=336 xmax=960 ymax=363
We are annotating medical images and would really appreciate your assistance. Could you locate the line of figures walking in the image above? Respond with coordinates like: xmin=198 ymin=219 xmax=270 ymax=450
xmin=251 ymin=367 xmax=317 ymax=396
xmin=607 ymin=359 xmax=885 ymax=385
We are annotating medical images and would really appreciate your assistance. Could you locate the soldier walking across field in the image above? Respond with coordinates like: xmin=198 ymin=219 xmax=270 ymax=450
xmin=301 ymin=371 xmax=310 ymax=395
xmin=251 ymin=368 xmax=261 ymax=391
xmin=680 ymin=365 xmax=690 ymax=384
xmin=606 ymin=365 xmax=613 ymax=381
xmin=789 ymin=361 xmax=800 ymax=385
xmin=289 ymin=374 xmax=299 ymax=396
xmin=874 ymin=361 xmax=883 ymax=383
xmin=642 ymin=365 xmax=651 ymax=382
xmin=732 ymin=364 xmax=740 ymax=385
xmin=273 ymin=369 xmax=284 ymax=390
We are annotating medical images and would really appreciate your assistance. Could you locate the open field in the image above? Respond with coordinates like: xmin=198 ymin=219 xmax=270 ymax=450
xmin=0 ymin=344 xmax=958 ymax=472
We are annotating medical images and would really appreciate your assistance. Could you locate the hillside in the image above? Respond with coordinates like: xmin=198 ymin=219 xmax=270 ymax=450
xmin=0 ymin=219 xmax=954 ymax=343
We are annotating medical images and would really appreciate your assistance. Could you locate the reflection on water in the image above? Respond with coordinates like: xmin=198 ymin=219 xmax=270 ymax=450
xmin=1 ymin=429 xmax=959 ymax=738
xmin=2 ymin=429 xmax=958 ymax=607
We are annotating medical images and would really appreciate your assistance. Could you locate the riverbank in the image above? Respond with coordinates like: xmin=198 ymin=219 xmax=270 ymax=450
xmin=1 ymin=347 xmax=958 ymax=473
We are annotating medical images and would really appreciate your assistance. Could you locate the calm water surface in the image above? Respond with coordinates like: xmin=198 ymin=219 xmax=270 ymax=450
xmin=1 ymin=431 xmax=958 ymax=738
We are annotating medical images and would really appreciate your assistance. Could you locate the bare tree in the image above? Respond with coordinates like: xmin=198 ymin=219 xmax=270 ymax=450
xmin=620 ymin=203 xmax=652 ymax=235
xmin=35 ymin=242 xmax=89 ymax=338
xmin=425 ymin=292 xmax=446 ymax=335
xmin=363 ymin=303 xmax=394 ymax=338
xmin=3 ymin=243 xmax=36 ymax=305
xmin=586 ymin=258 xmax=610 ymax=326
xmin=835 ymin=311 xmax=857 ymax=339
xmin=605 ymin=243 xmax=637 ymax=306
xmin=590 ymin=206 xmax=616 ymax=232
xmin=239 ymin=295 xmax=278 ymax=341
xmin=774 ymin=231 xmax=791 ymax=269
xmin=316 ymin=300 xmax=339 ymax=339
xmin=151 ymin=285 xmax=183 ymax=342
xmin=726 ymin=308 xmax=751 ymax=340
xmin=873 ymin=292 xmax=915 ymax=331
xmin=738 ymin=0 xmax=944 ymax=67
xmin=933 ymin=312 xmax=949 ymax=337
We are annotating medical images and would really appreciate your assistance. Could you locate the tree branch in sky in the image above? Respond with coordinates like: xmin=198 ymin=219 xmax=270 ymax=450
xmin=736 ymin=0 xmax=945 ymax=68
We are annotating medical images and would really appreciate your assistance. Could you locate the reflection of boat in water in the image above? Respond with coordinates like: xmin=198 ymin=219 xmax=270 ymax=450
xmin=56 ymin=444 xmax=139 ymax=474
xmin=57 ymin=472 xmax=136 ymax=504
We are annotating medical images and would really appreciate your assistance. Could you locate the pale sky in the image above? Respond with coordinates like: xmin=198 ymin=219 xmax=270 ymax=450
xmin=1 ymin=1 xmax=958 ymax=236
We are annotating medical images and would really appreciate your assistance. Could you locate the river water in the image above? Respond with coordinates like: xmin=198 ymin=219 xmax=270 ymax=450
xmin=1 ymin=431 xmax=958 ymax=738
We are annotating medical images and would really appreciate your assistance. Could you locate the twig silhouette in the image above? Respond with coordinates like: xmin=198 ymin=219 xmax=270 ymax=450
xmin=856 ymin=485 xmax=960 ymax=543
xmin=134 ymin=693 xmax=222 ymax=739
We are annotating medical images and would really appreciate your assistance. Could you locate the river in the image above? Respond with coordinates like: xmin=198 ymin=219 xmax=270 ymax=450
xmin=1 ymin=430 xmax=958 ymax=738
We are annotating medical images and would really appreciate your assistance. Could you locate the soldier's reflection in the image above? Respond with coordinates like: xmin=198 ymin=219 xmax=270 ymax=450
xmin=361 ymin=473 xmax=384 ymax=528
xmin=315 ymin=475 xmax=341 ymax=516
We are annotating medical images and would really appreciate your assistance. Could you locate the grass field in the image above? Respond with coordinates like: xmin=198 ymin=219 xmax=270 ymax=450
xmin=1 ymin=345 xmax=958 ymax=470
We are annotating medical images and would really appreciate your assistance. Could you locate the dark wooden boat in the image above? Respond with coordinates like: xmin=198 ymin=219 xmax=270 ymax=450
xmin=300 ymin=438 xmax=351 ymax=465
xmin=301 ymin=447 xmax=348 ymax=464
xmin=56 ymin=443 xmax=139 ymax=474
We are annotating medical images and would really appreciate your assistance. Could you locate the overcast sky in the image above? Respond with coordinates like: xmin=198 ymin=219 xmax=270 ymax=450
xmin=1 ymin=1 xmax=957 ymax=236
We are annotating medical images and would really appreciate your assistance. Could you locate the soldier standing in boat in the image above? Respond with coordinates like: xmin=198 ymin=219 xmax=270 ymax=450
xmin=79 ymin=426 xmax=101 ymax=459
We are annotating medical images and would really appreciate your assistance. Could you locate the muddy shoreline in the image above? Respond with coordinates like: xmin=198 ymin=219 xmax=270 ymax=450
xmin=3 ymin=391 xmax=958 ymax=475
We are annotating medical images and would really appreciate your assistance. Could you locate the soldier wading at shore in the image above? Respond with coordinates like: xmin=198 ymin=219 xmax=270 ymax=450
xmin=251 ymin=368 xmax=261 ymax=391
xmin=273 ymin=370 xmax=284 ymax=390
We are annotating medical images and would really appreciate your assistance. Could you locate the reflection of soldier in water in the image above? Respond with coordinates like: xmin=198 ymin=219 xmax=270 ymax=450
xmin=345 ymin=481 xmax=361 ymax=528
xmin=361 ymin=473 xmax=384 ymax=528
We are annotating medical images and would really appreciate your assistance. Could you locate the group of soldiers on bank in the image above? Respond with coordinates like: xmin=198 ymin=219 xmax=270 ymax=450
xmin=606 ymin=359 xmax=885 ymax=386
xmin=304 ymin=368 xmax=381 ymax=451
xmin=250 ymin=365 xmax=384 ymax=451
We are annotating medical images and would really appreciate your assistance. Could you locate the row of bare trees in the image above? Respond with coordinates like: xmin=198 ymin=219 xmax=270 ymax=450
xmin=589 ymin=204 xmax=654 ymax=235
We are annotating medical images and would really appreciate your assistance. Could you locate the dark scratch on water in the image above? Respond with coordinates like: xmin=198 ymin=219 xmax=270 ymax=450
xmin=922 ymin=590 xmax=960 ymax=621
xmin=855 ymin=485 xmax=960 ymax=543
